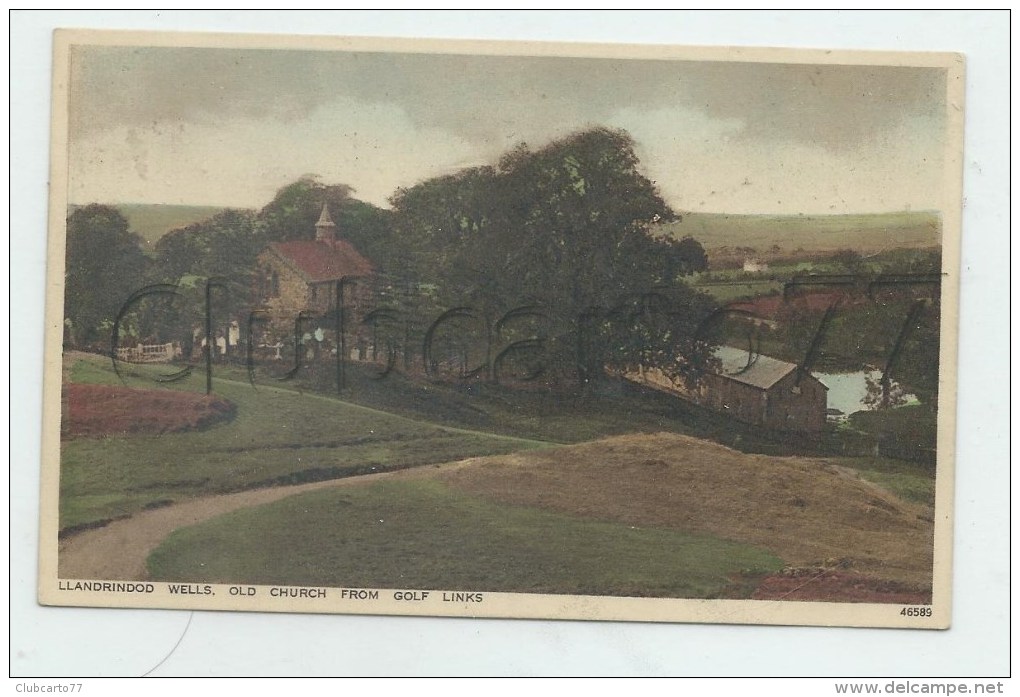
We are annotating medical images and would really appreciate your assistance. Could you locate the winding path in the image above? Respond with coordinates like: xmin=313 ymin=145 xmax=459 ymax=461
xmin=57 ymin=459 xmax=480 ymax=581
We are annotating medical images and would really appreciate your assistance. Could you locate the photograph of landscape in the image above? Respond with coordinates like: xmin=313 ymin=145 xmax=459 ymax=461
xmin=40 ymin=32 xmax=962 ymax=627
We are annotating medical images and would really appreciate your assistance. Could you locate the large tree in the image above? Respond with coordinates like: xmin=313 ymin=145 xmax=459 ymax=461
xmin=334 ymin=198 xmax=396 ymax=270
xmin=145 ymin=208 xmax=263 ymax=348
xmin=389 ymin=127 xmax=717 ymax=385
xmin=153 ymin=208 xmax=261 ymax=282
xmin=257 ymin=176 xmax=354 ymax=242
xmin=64 ymin=205 xmax=150 ymax=347
xmin=671 ymin=235 xmax=709 ymax=276
xmin=388 ymin=166 xmax=499 ymax=287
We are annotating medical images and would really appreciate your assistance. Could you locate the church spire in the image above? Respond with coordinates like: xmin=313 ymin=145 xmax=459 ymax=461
xmin=315 ymin=203 xmax=337 ymax=245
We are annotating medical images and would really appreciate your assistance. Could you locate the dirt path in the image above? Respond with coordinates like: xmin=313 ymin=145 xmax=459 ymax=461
xmin=57 ymin=459 xmax=482 ymax=581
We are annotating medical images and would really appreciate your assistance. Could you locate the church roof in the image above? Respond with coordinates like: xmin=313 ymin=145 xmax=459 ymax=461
xmin=267 ymin=239 xmax=373 ymax=282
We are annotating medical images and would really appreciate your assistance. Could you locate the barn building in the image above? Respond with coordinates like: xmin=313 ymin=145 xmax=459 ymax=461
xmin=254 ymin=204 xmax=374 ymax=331
xmin=699 ymin=346 xmax=828 ymax=432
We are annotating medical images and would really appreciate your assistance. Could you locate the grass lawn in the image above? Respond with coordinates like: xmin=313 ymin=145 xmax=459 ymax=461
xmin=298 ymin=360 xmax=709 ymax=445
xmin=60 ymin=357 xmax=549 ymax=531
xmin=842 ymin=456 xmax=936 ymax=506
xmin=285 ymin=360 xmax=842 ymax=458
xmin=691 ymin=279 xmax=784 ymax=303
xmin=855 ymin=469 xmax=935 ymax=506
xmin=848 ymin=405 xmax=937 ymax=450
xmin=146 ymin=479 xmax=783 ymax=598
xmin=61 ymin=355 xmax=935 ymax=535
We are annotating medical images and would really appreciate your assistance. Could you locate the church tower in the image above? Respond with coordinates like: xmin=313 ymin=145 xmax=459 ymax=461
xmin=315 ymin=203 xmax=337 ymax=245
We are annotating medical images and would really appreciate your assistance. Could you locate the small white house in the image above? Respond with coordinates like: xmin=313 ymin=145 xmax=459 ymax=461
xmin=743 ymin=258 xmax=769 ymax=273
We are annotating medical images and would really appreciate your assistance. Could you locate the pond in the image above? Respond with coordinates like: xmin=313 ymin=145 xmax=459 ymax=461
xmin=815 ymin=370 xmax=919 ymax=417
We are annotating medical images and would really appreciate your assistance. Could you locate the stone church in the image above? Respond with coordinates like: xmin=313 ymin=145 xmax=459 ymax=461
xmin=254 ymin=204 xmax=374 ymax=333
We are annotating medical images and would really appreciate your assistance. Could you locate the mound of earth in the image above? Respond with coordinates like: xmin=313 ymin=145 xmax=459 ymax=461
xmin=438 ymin=432 xmax=934 ymax=590
xmin=750 ymin=568 xmax=931 ymax=604
xmin=62 ymin=383 xmax=235 ymax=439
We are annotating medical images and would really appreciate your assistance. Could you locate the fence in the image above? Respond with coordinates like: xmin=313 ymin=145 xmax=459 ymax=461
xmin=115 ymin=342 xmax=177 ymax=363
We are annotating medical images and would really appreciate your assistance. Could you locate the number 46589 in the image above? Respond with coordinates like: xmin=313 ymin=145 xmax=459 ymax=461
xmin=900 ymin=606 xmax=932 ymax=617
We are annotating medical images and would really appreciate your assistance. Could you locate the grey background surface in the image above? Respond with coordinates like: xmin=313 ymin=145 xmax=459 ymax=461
xmin=9 ymin=10 xmax=1010 ymax=677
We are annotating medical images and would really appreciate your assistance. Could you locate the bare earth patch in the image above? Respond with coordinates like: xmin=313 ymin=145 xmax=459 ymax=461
xmin=62 ymin=383 xmax=235 ymax=439
xmin=750 ymin=568 xmax=931 ymax=604
xmin=437 ymin=432 xmax=934 ymax=594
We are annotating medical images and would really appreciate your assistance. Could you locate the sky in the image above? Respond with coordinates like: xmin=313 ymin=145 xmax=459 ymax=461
xmin=66 ymin=42 xmax=949 ymax=215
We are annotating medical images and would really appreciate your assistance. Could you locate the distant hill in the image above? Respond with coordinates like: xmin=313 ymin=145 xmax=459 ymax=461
xmin=118 ymin=204 xmax=231 ymax=247
xmin=72 ymin=205 xmax=942 ymax=257
xmin=661 ymin=211 xmax=941 ymax=253
xmin=68 ymin=204 xmax=230 ymax=248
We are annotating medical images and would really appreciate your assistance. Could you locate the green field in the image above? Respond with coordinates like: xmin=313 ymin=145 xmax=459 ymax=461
xmin=64 ymin=353 xmax=934 ymax=596
xmin=293 ymin=361 xmax=728 ymax=445
xmin=855 ymin=466 xmax=935 ymax=506
xmin=60 ymin=358 xmax=548 ymax=532
xmin=848 ymin=404 xmax=937 ymax=447
xmin=146 ymin=478 xmax=783 ymax=598
xmin=691 ymin=278 xmax=785 ymax=303
xmin=87 ymin=205 xmax=942 ymax=256
xmin=63 ymin=354 xmax=934 ymax=535
xmin=662 ymin=211 xmax=941 ymax=252
xmin=689 ymin=247 xmax=941 ymax=303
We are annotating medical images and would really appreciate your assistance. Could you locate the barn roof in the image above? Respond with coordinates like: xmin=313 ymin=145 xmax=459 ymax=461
xmin=266 ymin=239 xmax=374 ymax=282
xmin=713 ymin=346 xmax=825 ymax=391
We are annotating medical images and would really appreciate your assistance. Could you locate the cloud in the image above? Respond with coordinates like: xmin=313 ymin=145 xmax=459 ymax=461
xmin=67 ymin=46 xmax=949 ymax=214
xmin=606 ymin=103 xmax=944 ymax=214
xmin=70 ymin=97 xmax=485 ymax=208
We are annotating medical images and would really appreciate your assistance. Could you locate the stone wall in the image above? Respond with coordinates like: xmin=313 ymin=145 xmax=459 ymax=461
xmin=254 ymin=250 xmax=376 ymax=347
xmin=256 ymin=250 xmax=311 ymax=332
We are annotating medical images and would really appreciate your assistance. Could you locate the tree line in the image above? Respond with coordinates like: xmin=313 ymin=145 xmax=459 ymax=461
xmin=64 ymin=127 xmax=718 ymax=387
xmin=63 ymin=177 xmax=390 ymax=349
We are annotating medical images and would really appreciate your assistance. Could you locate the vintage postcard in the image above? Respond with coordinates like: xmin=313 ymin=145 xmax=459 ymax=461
xmin=39 ymin=29 xmax=963 ymax=628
